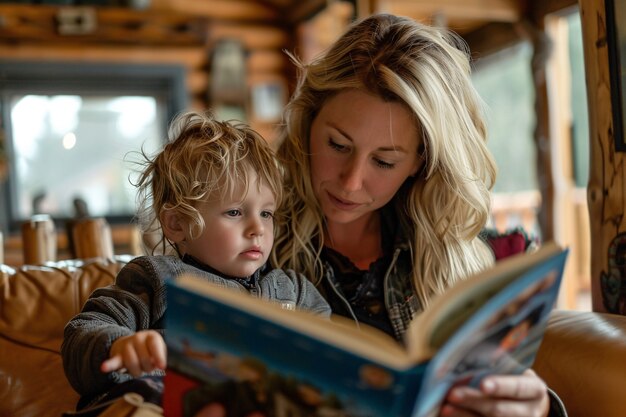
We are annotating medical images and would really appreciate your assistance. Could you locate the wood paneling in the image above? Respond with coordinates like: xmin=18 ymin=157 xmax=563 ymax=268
xmin=210 ymin=23 xmax=289 ymax=50
xmin=0 ymin=5 xmax=207 ymax=45
xmin=0 ymin=3 xmax=292 ymax=134
xmin=151 ymin=0 xmax=280 ymax=22
xmin=579 ymin=0 xmax=626 ymax=312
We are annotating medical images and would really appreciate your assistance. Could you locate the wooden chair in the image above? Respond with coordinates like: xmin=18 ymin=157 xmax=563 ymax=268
xmin=66 ymin=217 xmax=115 ymax=260
xmin=21 ymin=214 xmax=57 ymax=264
xmin=19 ymin=215 xmax=116 ymax=265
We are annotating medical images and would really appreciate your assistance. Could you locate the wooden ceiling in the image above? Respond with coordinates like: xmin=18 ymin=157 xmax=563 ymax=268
xmin=262 ymin=0 xmax=579 ymax=39
xmin=270 ymin=0 xmax=576 ymax=26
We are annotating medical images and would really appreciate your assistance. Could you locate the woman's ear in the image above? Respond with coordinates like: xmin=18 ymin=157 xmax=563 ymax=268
xmin=161 ymin=209 xmax=187 ymax=244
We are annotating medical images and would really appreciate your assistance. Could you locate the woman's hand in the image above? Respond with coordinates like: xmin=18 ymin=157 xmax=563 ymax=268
xmin=100 ymin=330 xmax=167 ymax=376
xmin=441 ymin=369 xmax=549 ymax=417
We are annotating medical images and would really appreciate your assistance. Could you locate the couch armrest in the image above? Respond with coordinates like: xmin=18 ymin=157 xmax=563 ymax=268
xmin=534 ymin=309 xmax=626 ymax=417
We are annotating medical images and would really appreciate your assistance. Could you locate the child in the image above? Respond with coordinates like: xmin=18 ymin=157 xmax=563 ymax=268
xmin=61 ymin=111 xmax=331 ymax=412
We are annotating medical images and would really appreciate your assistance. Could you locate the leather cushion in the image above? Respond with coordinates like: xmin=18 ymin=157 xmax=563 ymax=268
xmin=0 ymin=336 xmax=80 ymax=417
xmin=0 ymin=259 xmax=126 ymax=417
xmin=534 ymin=309 xmax=626 ymax=417
xmin=0 ymin=260 xmax=123 ymax=352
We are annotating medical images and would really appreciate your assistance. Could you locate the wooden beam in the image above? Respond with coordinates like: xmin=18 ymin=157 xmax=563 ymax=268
xmin=579 ymin=0 xmax=626 ymax=313
xmin=150 ymin=0 xmax=279 ymax=22
xmin=210 ymin=23 xmax=289 ymax=50
xmin=513 ymin=18 xmax=556 ymax=242
xmin=0 ymin=44 xmax=206 ymax=68
xmin=529 ymin=0 xmax=579 ymax=24
xmin=379 ymin=0 xmax=523 ymax=23
xmin=248 ymin=49 xmax=288 ymax=73
xmin=0 ymin=5 xmax=208 ymax=46
xmin=283 ymin=0 xmax=327 ymax=25
xmin=463 ymin=22 xmax=524 ymax=59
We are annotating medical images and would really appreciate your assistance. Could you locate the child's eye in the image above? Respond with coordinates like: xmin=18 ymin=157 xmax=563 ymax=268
xmin=225 ymin=209 xmax=241 ymax=217
xmin=260 ymin=210 xmax=274 ymax=220
xmin=374 ymin=158 xmax=395 ymax=169
xmin=328 ymin=138 xmax=349 ymax=153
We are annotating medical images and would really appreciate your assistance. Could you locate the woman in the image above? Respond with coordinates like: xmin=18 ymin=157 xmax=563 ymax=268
xmin=272 ymin=13 xmax=565 ymax=417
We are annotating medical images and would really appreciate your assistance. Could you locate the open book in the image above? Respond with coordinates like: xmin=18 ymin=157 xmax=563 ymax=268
xmin=162 ymin=242 xmax=568 ymax=417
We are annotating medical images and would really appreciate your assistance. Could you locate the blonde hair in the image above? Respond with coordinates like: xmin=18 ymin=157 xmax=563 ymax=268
xmin=272 ymin=14 xmax=497 ymax=308
xmin=133 ymin=111 xmax=283 ymax=255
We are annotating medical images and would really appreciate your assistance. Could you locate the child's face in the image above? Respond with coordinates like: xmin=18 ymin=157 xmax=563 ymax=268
xmin=185 ymin=171 xmax=276 ymax=278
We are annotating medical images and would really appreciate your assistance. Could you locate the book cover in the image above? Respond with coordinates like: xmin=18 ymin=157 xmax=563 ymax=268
xmin=163 ymin=242 xmax=568 ymax=417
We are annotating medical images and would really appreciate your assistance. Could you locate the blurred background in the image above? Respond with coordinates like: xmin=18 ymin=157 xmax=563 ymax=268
xmin=0 ymin=0 xmax=591 ymax=309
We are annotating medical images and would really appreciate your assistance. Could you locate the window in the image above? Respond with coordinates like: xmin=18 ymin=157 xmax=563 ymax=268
xmin=472 ymin=42 xmax=538 ymax=194
xmin=472 ymin=42 xmax=541 ymax=237
xmin=0 ymin=61 xmax=188 ymax=232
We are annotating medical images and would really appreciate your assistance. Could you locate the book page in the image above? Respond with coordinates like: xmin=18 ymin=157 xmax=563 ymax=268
xmin=410 ymin=244 xmax=568 ymax=417
xmin=405 ymin=242 xmax=563 ymax=360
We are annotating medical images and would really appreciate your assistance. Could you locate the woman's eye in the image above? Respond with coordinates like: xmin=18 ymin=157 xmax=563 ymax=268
xmin=225 ymin=209 xmax=241 ymax=217
xmin=328 ymin=139 xmax=348 ymax=153
xmin=374 ymin=158 xmax=395 ymax=169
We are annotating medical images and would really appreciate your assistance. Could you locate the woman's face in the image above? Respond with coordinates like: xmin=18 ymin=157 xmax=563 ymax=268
xmin=309 ymin=89 xmax=423 ymax=227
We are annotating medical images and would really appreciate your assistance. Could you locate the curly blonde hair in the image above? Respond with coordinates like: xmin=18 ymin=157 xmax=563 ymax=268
xmin=133 ymin=111 xmax=283 ymax=255
xmin=272 ymin=14 xmax=497 ymax=307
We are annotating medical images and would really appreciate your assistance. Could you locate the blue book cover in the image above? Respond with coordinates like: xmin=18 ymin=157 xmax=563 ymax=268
xmin=163 ymin=242 xmax=568 ymax=417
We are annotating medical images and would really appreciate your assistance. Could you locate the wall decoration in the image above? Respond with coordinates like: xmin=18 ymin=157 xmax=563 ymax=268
xmin=600 ymin=232 xmax=626 ymax=313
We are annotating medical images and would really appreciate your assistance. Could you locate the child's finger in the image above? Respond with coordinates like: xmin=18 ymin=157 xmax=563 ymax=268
xmin=121 ymin=344 xmax=144 ymax=376
xmin=101 ymin=355 xmax=124 ymax=373
xmin=146 ymin=333 xmax=167 ymax=369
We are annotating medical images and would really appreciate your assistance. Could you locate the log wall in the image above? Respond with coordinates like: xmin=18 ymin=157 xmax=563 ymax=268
xmin=578 ymin=0 xmax=626 ymax=313
xmin=0 ymin=1 xmax=293 ymax=141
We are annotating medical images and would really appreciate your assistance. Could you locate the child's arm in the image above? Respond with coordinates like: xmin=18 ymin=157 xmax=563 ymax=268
xmin=100 ymin=330 xmax=166 ymax=376
xmin=61 ymin=256 xmax=171 ymax=398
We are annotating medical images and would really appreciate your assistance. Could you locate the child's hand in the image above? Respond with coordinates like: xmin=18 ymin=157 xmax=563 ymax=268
xmin=100 ymin=330 xmax=167 ymax=377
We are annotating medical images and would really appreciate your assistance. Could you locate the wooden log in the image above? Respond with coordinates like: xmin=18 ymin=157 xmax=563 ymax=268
xmin=579 ymin=0 xmax=626 ymax=313
xmin=150 ymin=0 xmax=279 ymax=22
xmin=247 ymin=49 xmax=288 ymax=74
xmin=210 ymin=23 xmax=289 ymax=50
xmin=0 ymin=44 xmax=206 ymax=68
xmin=0 ymin=4 xmax=208 ymax=45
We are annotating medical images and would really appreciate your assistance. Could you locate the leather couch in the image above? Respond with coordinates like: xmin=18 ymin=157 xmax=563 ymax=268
xmin=1 ymin=259 xmax=626 ymax=417
xmin=0 ymin=259 xmax=129 ymax=417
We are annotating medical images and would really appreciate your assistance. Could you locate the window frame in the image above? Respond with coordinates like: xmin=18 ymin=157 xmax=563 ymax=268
xmin=0 ymin=60 xmax=188 ymax=232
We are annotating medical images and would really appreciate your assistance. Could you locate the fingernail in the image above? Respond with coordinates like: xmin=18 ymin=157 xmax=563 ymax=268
xmin=483 ymin=379 xmax=496 ymax=393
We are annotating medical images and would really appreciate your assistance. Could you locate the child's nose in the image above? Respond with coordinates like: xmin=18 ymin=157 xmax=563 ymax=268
xmin=247 ymin=216 xmax=264 ymax=237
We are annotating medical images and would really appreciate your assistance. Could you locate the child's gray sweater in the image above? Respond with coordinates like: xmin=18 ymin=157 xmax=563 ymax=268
xmin=61 ymin=255 xmax=331 ymax=401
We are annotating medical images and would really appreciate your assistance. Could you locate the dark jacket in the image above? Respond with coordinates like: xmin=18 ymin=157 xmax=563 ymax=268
xmin=317 ymin=204 xmax=566 ymax=417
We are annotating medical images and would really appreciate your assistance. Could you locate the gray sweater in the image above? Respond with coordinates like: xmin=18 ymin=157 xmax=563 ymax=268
xmin=61 ymin=255 xmax=331 ymax=399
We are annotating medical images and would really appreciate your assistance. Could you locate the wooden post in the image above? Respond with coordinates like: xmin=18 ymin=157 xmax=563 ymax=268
xmin=579 ymin=0 xmax=626 ymax=313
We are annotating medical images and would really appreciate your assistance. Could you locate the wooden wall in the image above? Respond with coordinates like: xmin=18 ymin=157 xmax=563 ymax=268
xmin=578 ymin=0 xmax=626 ymax=313
xmin=0 ymin=0 xmax=294 ymax=142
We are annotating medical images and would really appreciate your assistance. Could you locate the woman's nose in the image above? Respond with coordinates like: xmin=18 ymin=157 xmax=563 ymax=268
xmin=340 ymin=156 xmax=366 ymax=191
